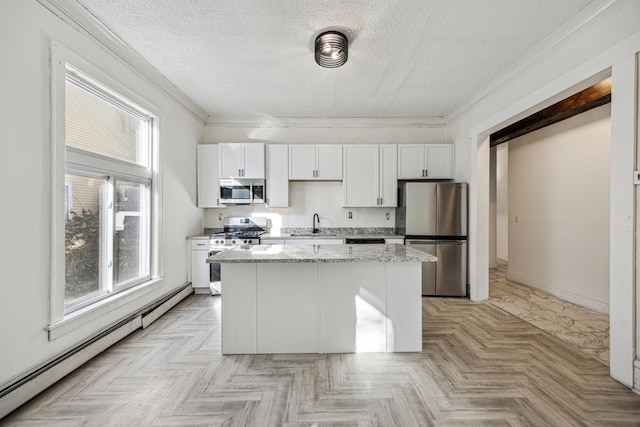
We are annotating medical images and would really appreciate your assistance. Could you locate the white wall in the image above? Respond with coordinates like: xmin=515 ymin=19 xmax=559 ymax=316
xmin=0 ymin=1 xmax=204 ymax=388
xmin=446 ymin=0 xmax=640 ymax=387
xmin=203 ymin=121 xmax=450 ymax=229
xmin=496 ymin=144 xmax=509 ymax=261
xmin=507 ymin=104 xmax=611 ymax=312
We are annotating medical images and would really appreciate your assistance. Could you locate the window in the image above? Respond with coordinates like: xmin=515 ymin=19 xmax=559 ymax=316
xmin=51 ymin=44 xmax=160 ymax=321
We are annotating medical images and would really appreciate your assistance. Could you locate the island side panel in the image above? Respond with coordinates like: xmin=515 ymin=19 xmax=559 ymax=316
xmin=257 ymin=263 xmax=319 ymax=353
xmin=386 ymin=262 xmax=422 ymax=352
xmin=319 ymin=262 xmax=387 ymax=353
xmin=221 ymin=263 xmax=257 ymax=354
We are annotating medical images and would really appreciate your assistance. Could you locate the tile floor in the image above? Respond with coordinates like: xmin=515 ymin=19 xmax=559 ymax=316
xmin=489 ymin=260 xmax=610 ymax=365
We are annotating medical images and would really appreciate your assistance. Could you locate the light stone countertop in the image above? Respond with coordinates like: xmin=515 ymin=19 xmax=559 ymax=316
xmin=207 ymin=244 xmax=436 ymax=264
xmin=260 ymin=232 xmax=404 ymax=240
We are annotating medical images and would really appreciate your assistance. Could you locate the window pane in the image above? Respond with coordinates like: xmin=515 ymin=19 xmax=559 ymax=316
xmin=114 ymin=180 xmax=150 ymax=287
xmin=64 ymin=174 xmax=107 ymax=305
xmin=65 ymin=73 xmax=150 ymax=167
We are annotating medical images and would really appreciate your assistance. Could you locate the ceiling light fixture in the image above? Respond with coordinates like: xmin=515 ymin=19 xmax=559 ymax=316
xmin=315 ymin=31 xmax=348 ymax=68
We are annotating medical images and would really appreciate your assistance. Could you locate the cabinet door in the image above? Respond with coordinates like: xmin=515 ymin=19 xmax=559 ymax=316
xmin=342 ymin=144 xmax=379 ymax=207
xmin=379 ymin=144 xmax=398 ymax=207
xmin=242 ymin=143 xmax=265 ymax=179
xmin=289 ymin=145 xmax=316 ymax=179
xmin=190 ymin=249 xmax=210 ymax=289
xmin=316 ymin=144 xmax=342 ymax=180
xmin=257 ymin=263 xmax=319 ymax=353
xmin=397 ymin=144 xmax=425 ymax=179
xmin=197 ymin=144 xmax=223 ymax=208
xmin=319 ymin=263 xmax=387 ymax=353
xmin=266 ymin=144 xmax=288 ymax=207
xmin=425 ymin=144 xmax=453 ymax=178
xmin=219 ymin=143 xmax=244 ymax=178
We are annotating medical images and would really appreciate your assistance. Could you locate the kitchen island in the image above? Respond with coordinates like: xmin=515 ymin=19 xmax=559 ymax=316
xmin=208 ymin=244 xmax=436 ymax=354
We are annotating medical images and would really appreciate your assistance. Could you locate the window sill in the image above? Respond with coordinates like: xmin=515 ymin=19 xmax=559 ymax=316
xmin=47 ymin=278 xmax=163 ymax=341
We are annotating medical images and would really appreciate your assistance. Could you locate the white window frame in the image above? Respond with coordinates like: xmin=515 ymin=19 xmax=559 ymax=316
xmin=49 ymin=41 xmax=163 ymax=333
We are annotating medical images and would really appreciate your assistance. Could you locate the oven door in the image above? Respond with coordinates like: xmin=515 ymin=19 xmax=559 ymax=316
xmin=209 ymin=250 xmax=221 ymax=295
xmin=219 ymin=179 xmax=252 ymax=205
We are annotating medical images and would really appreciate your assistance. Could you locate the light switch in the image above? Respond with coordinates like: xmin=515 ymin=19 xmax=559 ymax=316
xmin=515 ymin=215 xmax=520 ymax=223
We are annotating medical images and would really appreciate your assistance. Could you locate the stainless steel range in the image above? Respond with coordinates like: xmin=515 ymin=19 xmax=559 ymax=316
xmin=209 ymin=216 xmax=270 ymax=249
xmin=206 ymin=217 xmax=270 ymax=296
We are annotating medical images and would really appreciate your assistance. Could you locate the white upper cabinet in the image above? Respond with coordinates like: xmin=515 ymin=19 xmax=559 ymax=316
xmin=379 ymin=144 xmax=398 ymax=207
xmin=289 ymin=144 xmax=342 ymax=180
xmin=196 ymin=144 xmax=224 ymax=208
xmin=342 ymin=144 xmax=397 ymax=207
xmin=397 ymin=144 xmax=453 ymax=179
xmin=266 ymin=144 xmax=289 ymax=207
xmin=219 ymin=143 xmax=265 ymax=179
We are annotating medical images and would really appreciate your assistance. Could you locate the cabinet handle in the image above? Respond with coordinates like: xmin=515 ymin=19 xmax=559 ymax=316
xmin=425 ymin=169 xmax=428 ymax=177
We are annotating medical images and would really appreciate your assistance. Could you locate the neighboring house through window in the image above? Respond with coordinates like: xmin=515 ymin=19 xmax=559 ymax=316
xmin=50 ymin=42 xmax=161 ymax=325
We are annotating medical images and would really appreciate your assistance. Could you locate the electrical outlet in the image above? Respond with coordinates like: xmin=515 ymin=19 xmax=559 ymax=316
xmin=515 ymin=215 xmax=520 ymax=223
xmin=348 ymin=211 xmax=352 ymax=219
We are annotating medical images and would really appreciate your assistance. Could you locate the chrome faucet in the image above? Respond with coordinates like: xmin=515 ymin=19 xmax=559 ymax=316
xmin=312 ymin=213 xmax=320 ymax=233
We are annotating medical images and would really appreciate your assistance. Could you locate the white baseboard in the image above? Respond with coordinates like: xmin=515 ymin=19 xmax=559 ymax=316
xmin=0 ymin=317 xmax=140 ymax=419
xmin=505 ymin=273 xmax=609 ymax=314
xmin=142 ymin=285 xmax=193 ymax=328
xmin=0 ymin=285 xmax=192 ymax=419
xmin=633 ymin=359 xmax=640 ymax=395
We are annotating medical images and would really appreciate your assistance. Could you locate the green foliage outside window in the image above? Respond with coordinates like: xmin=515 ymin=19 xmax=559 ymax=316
xmin=65 ymin=208 xmax=100 ymax=301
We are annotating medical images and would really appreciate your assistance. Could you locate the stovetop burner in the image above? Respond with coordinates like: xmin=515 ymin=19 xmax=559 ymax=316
xmin=209 ymin=217 xmax=269 ymax=248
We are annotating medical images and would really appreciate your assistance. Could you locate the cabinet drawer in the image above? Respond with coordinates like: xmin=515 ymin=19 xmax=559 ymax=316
xmin=191 ymin=239 xmax=210 ymax=250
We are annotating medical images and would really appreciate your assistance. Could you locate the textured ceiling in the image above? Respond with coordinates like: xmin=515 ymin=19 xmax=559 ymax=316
xmin=75 ymin=0 xmax=596 ymax=120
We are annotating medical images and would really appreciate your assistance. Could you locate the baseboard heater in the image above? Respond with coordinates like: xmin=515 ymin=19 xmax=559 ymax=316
xmin=0 ymin=284 xmax=193 ymax=418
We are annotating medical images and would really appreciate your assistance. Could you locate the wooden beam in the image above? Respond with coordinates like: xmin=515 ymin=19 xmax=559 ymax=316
xmin=490 ymin=79 xmax=611 ymax=147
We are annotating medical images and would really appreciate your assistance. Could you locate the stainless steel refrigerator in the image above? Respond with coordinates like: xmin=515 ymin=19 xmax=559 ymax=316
xmin=396 ymin=182 xmax=467 ymax=296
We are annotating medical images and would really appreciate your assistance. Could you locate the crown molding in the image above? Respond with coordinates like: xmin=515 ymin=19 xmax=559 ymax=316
xmin=206 ymin=115 xmax=447 ymax=129
xmin=37 ymin=0 xmax=209 ymax=124
xmin=446 ymin=0 xmax=618 ymax=122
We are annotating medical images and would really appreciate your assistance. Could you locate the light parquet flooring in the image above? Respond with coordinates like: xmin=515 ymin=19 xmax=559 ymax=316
xmin=3 ymin=295 xmax=640 ymax=426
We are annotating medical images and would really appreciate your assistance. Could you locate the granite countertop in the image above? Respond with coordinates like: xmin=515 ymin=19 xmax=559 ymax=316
xmin=261 ymin=228 xmax=404 ymax=240
xmin=188 ymin=234 xmax=210 ymax=240
xmin=207 ymin=244 xmax=436 ymax=264
xmin=189 ymin=228 xmax=404 ymax=241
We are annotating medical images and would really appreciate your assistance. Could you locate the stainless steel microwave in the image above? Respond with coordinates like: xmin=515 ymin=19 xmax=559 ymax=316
xmin=219 ymin=178 xmax=265 ymax=205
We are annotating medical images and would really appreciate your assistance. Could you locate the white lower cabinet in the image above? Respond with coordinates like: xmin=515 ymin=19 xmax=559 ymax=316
xmin=319 ymin=263 xmax=387 ymax=353
xmin=257 ymin=263 xmax=319 ymax=353
xmin=220 ymin=261 xmax=422 ymax=354
xmin=190 ymin=239 xmax=210 ymax=294
xmin=220 ymin=263 xmax=257 ymax=354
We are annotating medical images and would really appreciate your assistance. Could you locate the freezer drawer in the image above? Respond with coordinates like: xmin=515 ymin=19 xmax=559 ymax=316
xmin=407 ymin=240 xmax=467 ymax=297
xmin=436 ymin=241 xmax=467 ymax=297
xmin=406 ymin=241 xmax=436 ymax=295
